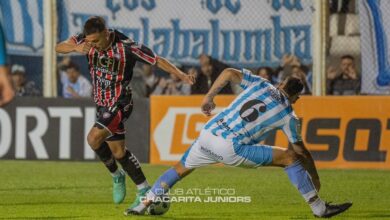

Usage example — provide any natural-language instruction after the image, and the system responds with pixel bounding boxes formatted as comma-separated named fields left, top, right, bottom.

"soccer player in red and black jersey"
left=55, top=16, right=195, bottom=210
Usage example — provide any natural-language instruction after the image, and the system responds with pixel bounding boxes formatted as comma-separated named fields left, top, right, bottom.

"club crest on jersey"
left=103, top=112, right=111, bottom=119
left=98, top=55, right=116, bottom=69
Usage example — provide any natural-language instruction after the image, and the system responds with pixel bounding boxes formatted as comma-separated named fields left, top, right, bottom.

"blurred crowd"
left=10, top=64, right=41, bottom=97
left=4, top=0, right=363, bottom=99
left=129, top=53, right=360, bottom=97
left=9, top=52, right=361, bottom=98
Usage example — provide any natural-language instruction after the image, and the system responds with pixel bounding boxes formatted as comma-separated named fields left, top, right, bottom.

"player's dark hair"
left=83, top=16, right=106, bottom=35
left=66, top=62, right=80, bottom=72
left=283, top=76, right=304, bottom=96
left=341, top=54, right=354, bottom=61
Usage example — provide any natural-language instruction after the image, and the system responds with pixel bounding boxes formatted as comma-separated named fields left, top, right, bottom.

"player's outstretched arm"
left=156, top=57, right=195, bottom=85
left=290, top=141, right=321, bottom=191
left=55, top=39, right=91, bottom=54
left=201, top=68, right=242, bottom=116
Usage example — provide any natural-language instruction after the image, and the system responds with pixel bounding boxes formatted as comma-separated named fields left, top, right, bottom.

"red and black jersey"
left=71, top=29, right=157, bottom=107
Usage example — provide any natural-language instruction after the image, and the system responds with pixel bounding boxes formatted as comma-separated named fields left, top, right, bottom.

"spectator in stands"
left=11, top=64, right=41, bottom=97
left=141, top=63, right=165, bottom=97
left=291, top=65, right=311, bottom=95
left=327, top=54, right=360, bottom=95
left=130, top=63, right=147, bottom=98
left=157, top=73, right=191, bottom=95
left=275, top=54, right=312, bottom=90
left=274, top=54, right=298, bottom=83
left=256, top=66, right=275, bottom=84
left=58, top=58, right=92, bottom=98
left=191, top=54, right=233, bottom=94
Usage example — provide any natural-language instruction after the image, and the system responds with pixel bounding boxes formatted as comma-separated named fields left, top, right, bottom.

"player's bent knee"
left=87, top=132, right=105, bottom=150
left=272, top=147, right=299, bottom=167
left=111, top=148, right=126, bottom=159
left=284, top=149, right=299, bottom=166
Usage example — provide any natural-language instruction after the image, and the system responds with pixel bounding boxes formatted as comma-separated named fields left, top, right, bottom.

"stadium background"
left=1, top=0, right=390, bottom=219
left=1, top=0, right=389, bottom=167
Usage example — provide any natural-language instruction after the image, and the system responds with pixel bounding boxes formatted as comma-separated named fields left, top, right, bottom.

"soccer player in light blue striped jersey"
left=127, top=68, right=352, bottom=218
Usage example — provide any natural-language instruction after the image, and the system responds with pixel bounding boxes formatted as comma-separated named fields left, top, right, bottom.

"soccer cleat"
left=314, top=201, right=352, bottom=218
left=112, top=170, right=126, bottom=204
left=123, top=186, right=151, bottom=216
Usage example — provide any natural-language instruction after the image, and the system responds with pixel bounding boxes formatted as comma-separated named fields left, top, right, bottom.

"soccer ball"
left=147, top=194, right=170, bottom=215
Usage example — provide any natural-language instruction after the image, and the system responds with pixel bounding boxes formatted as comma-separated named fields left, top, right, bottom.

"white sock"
left=146, top=190, right=157, bottom=202
left=136, top=180, right=150, bottom=190
left=110, top=169, right=122, bottom=177
left=310, top=197, right=326, bottom=216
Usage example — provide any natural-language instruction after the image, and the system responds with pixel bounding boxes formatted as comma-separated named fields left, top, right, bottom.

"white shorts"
left=180, top=129, right=273, bottom=169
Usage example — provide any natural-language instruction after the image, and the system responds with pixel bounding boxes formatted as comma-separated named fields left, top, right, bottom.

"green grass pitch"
left=0, top=161, right=390, bottom=219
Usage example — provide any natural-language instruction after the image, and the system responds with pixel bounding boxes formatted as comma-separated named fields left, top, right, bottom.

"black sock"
left=117, top=150, right=146, bottom=185
left=94, top=142, right=118, bottom=173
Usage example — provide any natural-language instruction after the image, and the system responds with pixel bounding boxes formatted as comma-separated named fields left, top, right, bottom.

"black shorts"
left=94, top=100, right=133, bottom=141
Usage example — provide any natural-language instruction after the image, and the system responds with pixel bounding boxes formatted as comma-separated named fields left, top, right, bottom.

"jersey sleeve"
left=240, top=68, right=265, bottom=90
left=0, top=24, right=7, bottom=65
left=282, top=116, right=302, bottom=144
left=128, top=41, right=157, bottom=65
left=70, top=33, right=85, bottom=45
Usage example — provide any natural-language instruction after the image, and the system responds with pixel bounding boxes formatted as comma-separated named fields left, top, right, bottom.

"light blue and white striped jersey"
left=204, top=69, right=302, bottom=145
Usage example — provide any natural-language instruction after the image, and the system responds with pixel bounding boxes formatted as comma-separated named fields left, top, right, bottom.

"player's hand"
left=201, top=96, right=216, bottom=116
left=179, top=72, right=196, bottom=85
left=74, top=42, right=92, bottom=54
left=188, top=67, right=198, bottom=77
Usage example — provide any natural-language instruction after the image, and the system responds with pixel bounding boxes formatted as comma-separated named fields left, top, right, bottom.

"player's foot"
left=112, top=169, right=126, bottom=204
left=314, top=201, right=352, bottom=218
left=123, top=186, right=151, bottom=216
